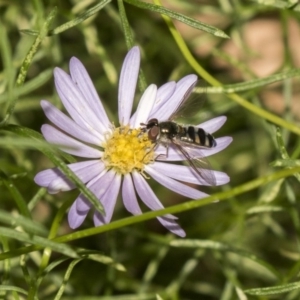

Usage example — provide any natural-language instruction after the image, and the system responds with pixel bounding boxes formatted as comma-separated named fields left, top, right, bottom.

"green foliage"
left=1, top=0, right=300, bottom=299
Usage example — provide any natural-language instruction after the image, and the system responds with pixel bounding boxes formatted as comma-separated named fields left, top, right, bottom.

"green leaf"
left=124, top=0, right=229, bottom=38
left=0, top=227, right=78, bottom=258
left=0, top=285, right=28, bottom=296
left=0, top=170, right=31, bottom=219
left=117, top=0, right=147, bottom=91
left=0, top=19, right=15, bottom=125
left=19, top=0, right=112, bottom=37
left=51, top=0, right=112, bottom=35
left=271, top=159, right=300, bottom=168
left=170, top=239, right=281, bottom=279
left=60, top=293, right=158, bottom=299
left=194, top=68, right=300, bottom=94
left=258, top=179, right=284, bottom=203
left=19, top=29, right=40, bottom=36
left=51, top=252, right=124, bottom=300
left=0, top=210, right=47, bottom=236
left=251, top=0, right=298, bottom=9
left=0, top=69, right=52, bottom=104
left=1, top=124, right=75, bottom=163
left=141, top=246, right=169, bottom=289
left=244, top=280, right=300, bottom=295
left=118, top=0, right=134, bottom=49
left=0, top=7, right=57, bottom=126
left=0, top=136, right=54, bottom=149
left=276, top=127, right=289, bottom=160
left=54, top=258, right=83, bottom=300
left=247, top=205, right=284, bottom=214
left=83, top=252, right=126, bottom=271
left=271, top=127, right=300, bottom=181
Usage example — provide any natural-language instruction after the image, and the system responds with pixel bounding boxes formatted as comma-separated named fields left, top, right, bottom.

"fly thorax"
left=160, top=122, right=178, bottom=138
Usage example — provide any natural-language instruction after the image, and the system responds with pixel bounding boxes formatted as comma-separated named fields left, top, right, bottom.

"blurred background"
left=1, top=0, right=300, bottom=299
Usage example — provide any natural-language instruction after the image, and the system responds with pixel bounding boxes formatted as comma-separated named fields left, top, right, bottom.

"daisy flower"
left=34, top=46, right=232, bottom=237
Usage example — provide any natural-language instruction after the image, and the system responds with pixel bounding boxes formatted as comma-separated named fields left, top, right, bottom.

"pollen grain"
left=102, top=125, right=154, bottom=175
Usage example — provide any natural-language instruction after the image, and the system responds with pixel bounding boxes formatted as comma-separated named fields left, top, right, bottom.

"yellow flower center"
left=102, top=125, right=155, bottom=175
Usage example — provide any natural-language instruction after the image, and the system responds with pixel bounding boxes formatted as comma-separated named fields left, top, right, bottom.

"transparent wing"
left=169, top=80, right=207, bottom=121
left=171, top=139, right=217, bottom=186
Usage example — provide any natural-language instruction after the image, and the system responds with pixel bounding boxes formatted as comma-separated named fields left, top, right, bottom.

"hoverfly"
left=141, top=81, right=217, bottom=186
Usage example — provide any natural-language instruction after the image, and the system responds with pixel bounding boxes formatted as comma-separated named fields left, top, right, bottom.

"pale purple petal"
left=149, top=81, right=177, bottom=116
left=41, top=100, right=101, bottom=145
left=118, top=46, right=140, bottom=125
left=157, top=216, right=186, bottom=237
left=132, top=171, right=177, bottom=220
left=48, top=161, right=105, bottom=194
left=122, top=174, right=142, bottom=215
left=129, top=81, right=176, bottom=124
left=93, top=173, right=122, bottom=226
left=155, top=81, right=176, bottom=106
left=35, top=169, right=60, bottom=188
left=149, top=162, right=230, bottom=186
left=75, top=169, right=112, bottom=212
left=34, top=160, right=101, bottom=186
left=201, top=136, right=233, bottom=157
left=132, top=171, right=186, bottom=237
left=145, top=165, right=209, bottom=199
left=68, top=201, right=89, bottom=229
left=131, top=84, right=157, bottom=127
left=41, top=124, right=102, bottom=158
left=34, top=160, right=105, bottom=194
left=54, top=68, right=106, bottom=138
left=69, top=57, right=110, bottom=130
left=197, top=116, right=227, bottom=134
left=149, top=74, right=197, bottom=121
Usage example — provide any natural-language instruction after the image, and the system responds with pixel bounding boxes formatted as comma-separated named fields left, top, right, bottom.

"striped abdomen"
left=179, top=125, right=216, bottom=148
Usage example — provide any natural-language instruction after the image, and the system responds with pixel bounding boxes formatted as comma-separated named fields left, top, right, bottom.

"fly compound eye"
left=146, top=118, right=158, bottom=129
left=148, top=125, right=160, bottom=142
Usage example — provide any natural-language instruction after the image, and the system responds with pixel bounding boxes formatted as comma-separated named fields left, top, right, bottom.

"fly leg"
left=154, top=144, right=169, bottom=160
left=140, top=122, right=147, bottom=132
left=142, top=143, right=157, bottom=162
